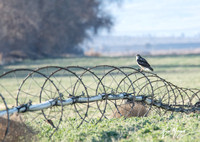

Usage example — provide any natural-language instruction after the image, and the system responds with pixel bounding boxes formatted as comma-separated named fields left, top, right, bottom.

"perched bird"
left=136, top=54, right=153, bottom=72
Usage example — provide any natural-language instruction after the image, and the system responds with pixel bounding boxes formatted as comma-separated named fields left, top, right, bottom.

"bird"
left=136, top=54, right=153, bottom=72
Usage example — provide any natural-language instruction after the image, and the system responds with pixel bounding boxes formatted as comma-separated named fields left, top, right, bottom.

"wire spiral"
left=0, top=65, right=200, bottom=140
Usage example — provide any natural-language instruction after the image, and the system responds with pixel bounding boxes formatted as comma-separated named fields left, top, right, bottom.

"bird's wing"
left=137, top=57, right=151, bottom=68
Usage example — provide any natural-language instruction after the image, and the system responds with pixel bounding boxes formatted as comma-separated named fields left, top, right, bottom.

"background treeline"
left=0, top=0, right=114, bottom=62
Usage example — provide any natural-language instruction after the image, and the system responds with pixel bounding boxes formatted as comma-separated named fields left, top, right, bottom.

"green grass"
left=1, top=55, right=200, bottom=88
left=1, top=54, right=200, bottom=141
left=38, top=114, right=200, bottom=142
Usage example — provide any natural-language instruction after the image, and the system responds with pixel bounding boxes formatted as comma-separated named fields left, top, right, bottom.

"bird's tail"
left=149, top=66, right=153, bottom=71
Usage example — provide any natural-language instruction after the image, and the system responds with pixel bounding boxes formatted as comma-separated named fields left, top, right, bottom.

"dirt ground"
left=0, top=115, right=36, bottom=142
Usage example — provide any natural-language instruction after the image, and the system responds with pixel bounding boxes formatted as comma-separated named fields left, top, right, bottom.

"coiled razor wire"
left=0, top=65, right=200, bottom=139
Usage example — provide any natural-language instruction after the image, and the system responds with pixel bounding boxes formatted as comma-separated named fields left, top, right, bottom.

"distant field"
left=1, top=54, right=200, bottom=88
left=1, top=54, right=200, bottom=141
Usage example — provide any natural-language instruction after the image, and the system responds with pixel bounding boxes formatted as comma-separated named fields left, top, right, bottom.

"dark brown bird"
left=136, top=54, right=153, bottom=72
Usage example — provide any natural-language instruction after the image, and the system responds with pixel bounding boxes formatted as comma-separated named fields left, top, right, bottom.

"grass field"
left=1, top=54, right=200, bottom=142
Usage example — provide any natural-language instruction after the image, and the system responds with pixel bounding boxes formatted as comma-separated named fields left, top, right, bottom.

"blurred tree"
left=0, top=0, right=114, bottom=61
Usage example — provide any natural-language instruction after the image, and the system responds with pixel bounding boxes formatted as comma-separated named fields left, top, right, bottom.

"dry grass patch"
left=113, top=102, right=148, bottom=118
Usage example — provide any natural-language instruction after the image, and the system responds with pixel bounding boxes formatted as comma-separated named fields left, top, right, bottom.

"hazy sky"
left=103, top=0, right=200, bottom=37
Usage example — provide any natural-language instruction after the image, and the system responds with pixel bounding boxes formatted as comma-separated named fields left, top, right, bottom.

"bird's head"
left=136, top=54, right=141, bottom=58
